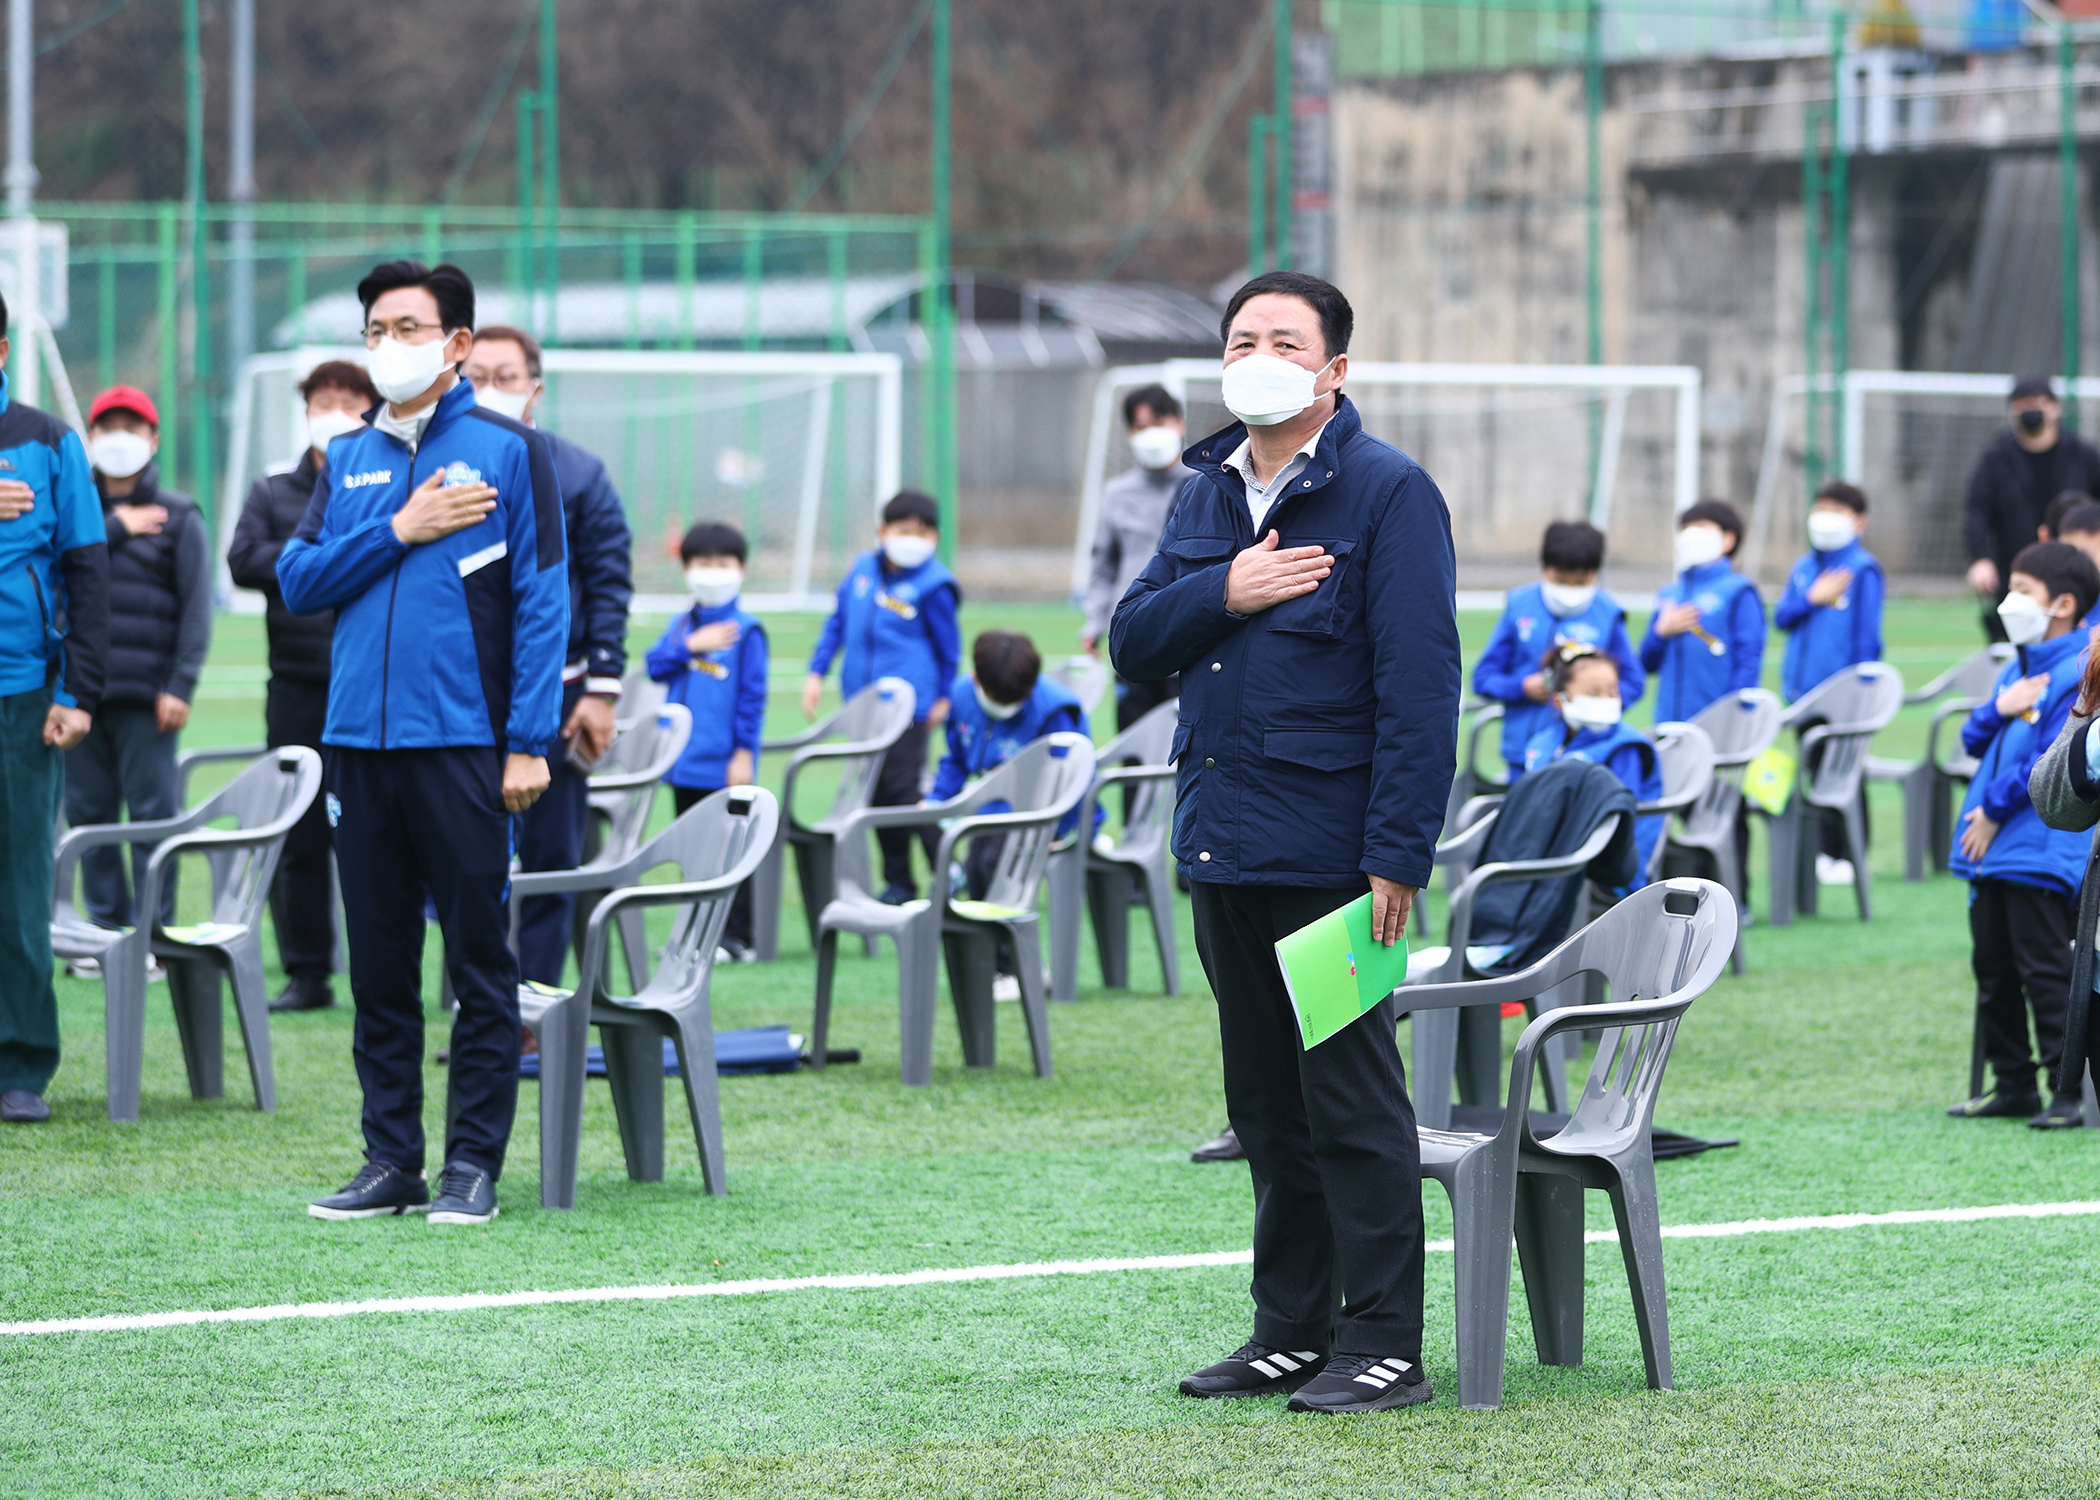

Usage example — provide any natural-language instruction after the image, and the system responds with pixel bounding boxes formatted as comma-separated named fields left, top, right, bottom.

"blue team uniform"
left=1638, top=557, right=1766, bottom=723
left=1472, top=581, right=1645, bottom=770
left=808, top=550, right=961, bottom=724
left=646, top=599, right=769, bottom=790
left=1518, top=718, right=1664, bottom=889
left=1950, top=628, right=2094, bottom=895
left=930, top=673, right=1090, bottom=836
left=1774, top=536, right=1885, bottom=704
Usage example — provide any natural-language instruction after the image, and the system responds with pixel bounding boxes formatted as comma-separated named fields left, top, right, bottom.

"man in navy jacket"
left=1113, top=272, right=1459, bottom=1415
left=279, top=262, right=567, bottom=1226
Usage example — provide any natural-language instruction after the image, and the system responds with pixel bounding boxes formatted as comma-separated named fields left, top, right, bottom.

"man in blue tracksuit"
left=1114, top=272, right=1458, bottom=1415
left=803, top=490, right=962, bottom=903
left=1948, top=542, right=2098, bottom=1128
left=1639, top=498, right=1766, bottom=723
left=1472, top=518, right=1643, bottom=778
left=278, top=262, right=567, bottom=1225
left=0, top=295, right=110, bottom=1125
left=465, top=325, right=634, bottom=987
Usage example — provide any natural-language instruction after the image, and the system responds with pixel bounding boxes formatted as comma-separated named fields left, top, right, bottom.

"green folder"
left=1274, top=893, right=1411, bottom=1049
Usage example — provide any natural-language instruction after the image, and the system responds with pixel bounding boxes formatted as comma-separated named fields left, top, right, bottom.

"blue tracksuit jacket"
left=645, top=599, right=768, bottom=790
left=1950, top=626, right=2094, bottom=895
left=808, top=549, right=961, bottom=725
left=1518, top=718, right=1663, bottom=889
left=277, top=380, right=569, bottom=756
left=1472, top=581, right=1645, bottom=768
left=1638, top=558, right=1766, bottom=723
left=930, top=672, right=1089, bottom=837
left=1774, top=538, right=1885, bottom=704
left=0, top=375, right=107, bottom=710
left=1110, top=395, right=1461, bottom=888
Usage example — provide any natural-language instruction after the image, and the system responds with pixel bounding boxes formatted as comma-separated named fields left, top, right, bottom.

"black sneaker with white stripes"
left=308, top=1162, right=430, bottom=1220
left=1178, top=1341, right=1328, bottom=1398
left=1286, top=1353, right=1434, bottom=1413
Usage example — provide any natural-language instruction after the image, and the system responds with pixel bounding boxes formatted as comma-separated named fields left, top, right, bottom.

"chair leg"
left=669, top=1013, right=728, bottom=1196
left=898, top=919, right=940, bottom=1087
left=1513, top=1172, right=1586, bottom=1367
left=1449, top=1151, right=1519, bottom=1410
left=1929, top=770, right=1956, bottom=875
left=165, top=956, right=226, bottom=1101
left=1969, top=998, right=1988, bottom=1101
left=1900, top=763, right=1929, bottom=882
left=1457, top=1003, right=1500, bottom=1107
left=1411, top=1005, right=1458, bottom=1131
left=615, top=906, right=653, bottom=992
left=1766, top=798, right=1798, bottom=928
left=600, top=1021, right=667, bottom=1183
left=1533, top=974, right=1583, bottom=1114
left=792, top=836, right=838, bottom=950
left=1606, top=1152, right=1674, bottom=1391
left=941, top=926, right=998, bottom=1069
left=751, top=826, right=785, bottom=962
left=1006, top=921, right=1053, bottom=1079
left=1047, top=845, right=1083, bottom=1003
left=1141, top=858, right=1180, bottom=997
left=535, top=997, right=589, bottom=1210
left=1085, top=866, right=1133, bottom=990
left=1796, top=804, right=1821, bottom=919
left=1846, top=796, right=1872, bottom=922
left=811, top=927, right=840, bottom=1068
left=224, top=938, right=278, bottom=1112
left=101, top=936, right=149, bottom=1123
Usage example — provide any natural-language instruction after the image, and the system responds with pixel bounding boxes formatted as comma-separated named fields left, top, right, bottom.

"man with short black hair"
left=1964, top=375, right=2100, bottom=642
left=279, top=260, right=568, bottom=1226
left=1085, top=382, right=1190, bottom=732
left=465, top=324, right=633, bottom=987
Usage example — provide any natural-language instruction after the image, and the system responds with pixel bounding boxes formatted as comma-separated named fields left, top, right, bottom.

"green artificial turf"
left=7, top=598, right=2095, bottom=1498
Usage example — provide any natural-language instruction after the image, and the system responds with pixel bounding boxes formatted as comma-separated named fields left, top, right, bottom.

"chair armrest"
left=1093, top=764, right=1175, bottom=790
left=1433, top=810, right=1499, bottom=868
left=1456, top=794, right=1505, bottom=829
left=1927, top=695, right=1983, bottom=774
left=1442, top=813, right=1623, bottom=956
left=1636, top=789, right=1701, bottom=817
left=930, top=805, right=1080, bottom=891
left=574, top=876, right=746, bottom=1001
left=176, top=745, right=269, bottom=802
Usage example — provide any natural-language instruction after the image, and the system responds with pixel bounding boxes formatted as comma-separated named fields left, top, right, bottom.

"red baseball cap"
left=88, top=385, right=159, bottom=427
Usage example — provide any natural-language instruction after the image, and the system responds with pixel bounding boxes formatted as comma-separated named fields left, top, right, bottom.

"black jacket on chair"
left=227, top=449, right=333, bottom=687
left=1467, top=759, right=1637, bottom=974
left=98, top=463, right=212, bottom=709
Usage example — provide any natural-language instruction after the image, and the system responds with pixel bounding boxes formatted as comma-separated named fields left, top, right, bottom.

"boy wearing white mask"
left=1518, top=644, right=1663, bottom=888
left=227, top=360, right=381, bottom=1011
left=1472, top=519, right=1643, bottom=780
left=647, top=521, right=767, bottom=957
left=1084, top=383, right=1190, bottom=733
left=1948, top=541, right=2099, bottom=1128
left=804, top=490, right=962, bottom=904
left=1638, top=498, right=1767, bottom=723
left=65, top=386, right=212, bottom=937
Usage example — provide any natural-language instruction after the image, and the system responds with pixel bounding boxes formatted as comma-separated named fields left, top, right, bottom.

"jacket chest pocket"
left=1159, top=534, right=1236, bottom=579
left=1263, top=536, right=1358, bottom=638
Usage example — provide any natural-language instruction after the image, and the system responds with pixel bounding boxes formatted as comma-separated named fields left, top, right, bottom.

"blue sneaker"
left=877, top=883, right=916, bottom=906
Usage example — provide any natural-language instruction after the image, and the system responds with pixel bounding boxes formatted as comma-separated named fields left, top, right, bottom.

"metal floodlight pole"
left=517, top=90, right=537, bottom=333
left=1271, top=0, right=1292, bottom=270
left=929, top=0, right=956, bottom=558
left=184, top=0, right=212, bottom=518
left=1829, top=12, right=1848, bottom=475
left=2064, top=21, right=2083, bottom=430
left=1586, top=0, right=1604, bottom=512
left=228, top=0, right=255, bottom=370
left=6, top=0, right=37, bottom=408
left=538, top=0, right=558, bottom=343
left=1248, top=112, right=1270, bottom=275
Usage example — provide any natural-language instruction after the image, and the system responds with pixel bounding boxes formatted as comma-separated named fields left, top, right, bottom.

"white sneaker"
left=992, top=974, right=1022, bottom=1003
left=145, top=957, right=166, bottom=983
left=1815, top=855, right=1855, bottom=886
left=1092, top=832, right=1117, bottom=856
left=65, top=957, right=100, bottom=979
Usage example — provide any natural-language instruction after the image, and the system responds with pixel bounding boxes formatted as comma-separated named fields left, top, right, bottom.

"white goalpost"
left=224, top=347, right=904, bottom=610
left=1073, top=359, right=1702, bottom=598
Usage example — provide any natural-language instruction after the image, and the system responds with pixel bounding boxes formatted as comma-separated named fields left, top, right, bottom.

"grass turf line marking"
left=6, top=1201, right=2098, bottom=1338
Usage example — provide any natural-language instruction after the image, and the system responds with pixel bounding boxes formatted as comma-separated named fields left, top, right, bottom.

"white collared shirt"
left=1221, top=414, right=1334, bottom=534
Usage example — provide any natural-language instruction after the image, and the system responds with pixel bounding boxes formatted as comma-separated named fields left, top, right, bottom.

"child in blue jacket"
left=1516, top=644, right=1663, bottom=889
left=1473, top=519, right=1644, bottom=779
left=803, top=490, right=962, bottom=904
left=1948, top=541, right=2100, bottom=1129
left=1639, top=498, right=1767, bottom=723
left=646, top=521, right=768, bottom=956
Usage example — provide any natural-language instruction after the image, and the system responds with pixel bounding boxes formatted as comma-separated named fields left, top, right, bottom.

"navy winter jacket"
left=0, top=374, right=107, bottom=710
left=1774, top=537, right=1884, bottom=704
left=1110, top=395, right=1461, bottom=889
left=808, top=549, right=961, bottom=724
left=1471, top=581, right=1644, bottom=768
left=645, top=599, right=768, bottom=790
left=1951, top=625, right=2093, bottom=895
left=1638, top=558, right=1766, bottom=723
left=1519, top=718, right=1662, bottom=889
left=277, top=380, right=569, bottom=756
left=542, top=429, right=633, bottom=691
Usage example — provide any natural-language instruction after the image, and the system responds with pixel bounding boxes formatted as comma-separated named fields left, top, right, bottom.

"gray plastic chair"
left=1046, top=655, right=1112, bottom=718
left=1767, top=662, right=1905, bottom=926
left=750, top=677, right=918, bottom=962
left=512, top=785, right=779, bottom=1208
left=616, top=666, right=667, bottom=730
left=1640, top=722, right=1716, bottom=886
left=812, top=732, right=1097, bottom=1086
left=1443, top=699, right=1512, bottom=839
left=1665, top=688, right=1780, bottom=972
left=1398, top=877, right=1737, bottom=1410
left=574, top=703, right=693, bottom=987
left=52, top=748, right=322, bottom=1123
left=1865, top=646, right=2011, bottom=880
left=1406, top=803, right=1628, bottom=1130
left=1046, top=699, right=1179, bottom=1002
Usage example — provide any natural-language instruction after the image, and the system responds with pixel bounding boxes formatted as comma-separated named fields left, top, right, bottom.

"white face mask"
left=1220, top=352, right=1336, bottom=427
left=974, top=680, right=1025, bottom=720
left=1997, top=590, right=2053, bottom=646
left=1807, top=510, right=1857, bottom=554
left=1674, top=525, right=1727, bottom=573
left=1561, top=693, right=1623, bottom=730
left=475, top=384, right=536, bottom=423
left=1128, top=424, right=1183, bottom=471
left=883, top=533, right=937, bottom=570
left=685, top=565, right=742, bottom=609
left=306, top=408, right=365, bottom=454
left=366, top=334, right=453, bottom=406
left=89, top=429, right=153, bottom=479
left=1540, top=581, right=1597, bottom=618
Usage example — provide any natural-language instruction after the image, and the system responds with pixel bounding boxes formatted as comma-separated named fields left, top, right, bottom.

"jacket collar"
left=1185, top=394, right=1364, bottom=508
left=1810, top=538, right=1871, bottom=570
left=97, top=461, right=163, bottom=508
left=1679, top=558, right=1737, bottom=589
left=375, top=376, right=477, bottom=451
left=2020, top=624, right=2091, bottom=678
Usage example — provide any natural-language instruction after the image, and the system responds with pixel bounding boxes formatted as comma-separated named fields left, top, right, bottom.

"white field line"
left=6, top=1201, right=2098, bottom=1339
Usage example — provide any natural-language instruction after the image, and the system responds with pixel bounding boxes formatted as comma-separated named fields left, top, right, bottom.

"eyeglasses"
left=363, top=319, right=448, bottom=345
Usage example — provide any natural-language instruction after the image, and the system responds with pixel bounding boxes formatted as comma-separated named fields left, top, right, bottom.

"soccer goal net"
left=1073, top=359, right=1701, bottom=598
left=223, top=347, right=904, bottom=607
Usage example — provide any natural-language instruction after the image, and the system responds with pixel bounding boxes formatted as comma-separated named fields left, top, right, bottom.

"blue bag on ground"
left=518, top=1025, right=804, bottom=1078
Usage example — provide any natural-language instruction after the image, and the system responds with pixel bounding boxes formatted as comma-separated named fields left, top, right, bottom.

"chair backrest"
left=1913, top=645, right=2013, bottom=705
left=1648, top=722, right=1716, bottom=810
left=794, top=677, right=918, bottom=833
left=586, top=704, right=694, bottom=865
left=606, top=786, right=781, bottom=1005
left=185, top=748, right=324, bottom=932
left=1681, top=688, right=1782, bottom=841
left=1798, top=662, right=1906, bottom=809
left=1095, top=699, right=1178, bottom=859
left=958, top=732, right=1100, bottom=915
left=617, top=667, right=668, bottom=729
left=1046, top=655, right=1112, bottom=717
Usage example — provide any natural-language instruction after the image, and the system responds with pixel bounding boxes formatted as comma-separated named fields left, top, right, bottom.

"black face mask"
left=2018, top=408, right=2049, bottom=436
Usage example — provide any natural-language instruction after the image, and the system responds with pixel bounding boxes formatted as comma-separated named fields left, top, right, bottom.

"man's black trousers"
left=1190, top=879, right=1425, bottom=1359
left=873, top=721, right=938, bottom=893
left=265, top=676, right=335, bottom=981
left=327, top=745, right=521, bottom=1179
left=1970, top=875, right=2075, bottom=1098
left=515, top=681, right=589, bottom=985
